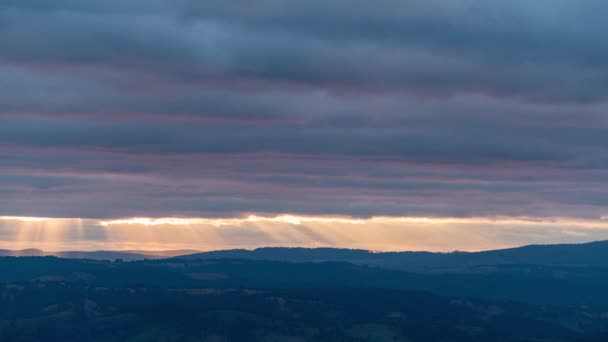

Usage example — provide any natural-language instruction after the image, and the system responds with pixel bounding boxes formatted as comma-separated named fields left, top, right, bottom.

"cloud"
left=1, top=0, right=608, bottom=224
left=2, top=0, right=607, bottom=101
left=2, top=147, right=608, bottom=220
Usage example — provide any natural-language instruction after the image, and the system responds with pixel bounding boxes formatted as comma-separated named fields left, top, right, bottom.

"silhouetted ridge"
left=0, top=249, right=200, bottom=261
left=0, top=249, right=45, bottom=257
left=177, top=240, right=608, bottom=270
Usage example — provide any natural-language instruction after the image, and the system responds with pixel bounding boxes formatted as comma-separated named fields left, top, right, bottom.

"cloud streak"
left=1, top=1, right=608, bottom=248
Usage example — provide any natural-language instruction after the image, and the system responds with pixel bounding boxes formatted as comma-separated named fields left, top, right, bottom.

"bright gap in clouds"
left=0, top=216, right=53, bottom=222
left=3, top=215, right=608, bottom=252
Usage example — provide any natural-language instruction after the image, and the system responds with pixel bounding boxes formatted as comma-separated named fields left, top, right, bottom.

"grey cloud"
left=3, top=146, right=608, bottom=219
left=1, top=1, right=608, bottom=220
left=0, top=1, right=607, bottom=101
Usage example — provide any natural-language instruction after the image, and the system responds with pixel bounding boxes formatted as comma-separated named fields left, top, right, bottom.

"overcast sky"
left=2, top=1, right=608, bottom=250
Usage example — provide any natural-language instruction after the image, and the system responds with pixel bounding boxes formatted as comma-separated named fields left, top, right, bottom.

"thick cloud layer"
left=1, top=1, right=608, bottom=222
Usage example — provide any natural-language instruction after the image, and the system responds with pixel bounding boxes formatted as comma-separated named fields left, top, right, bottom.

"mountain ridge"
left=2, top=240, right=608, bottom=270
left=176, top=240, right=608, bottom=271
left=0, top=249, right=200, bottom=261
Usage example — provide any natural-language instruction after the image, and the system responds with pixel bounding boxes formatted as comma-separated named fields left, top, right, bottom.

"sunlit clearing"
left=0, top=216, right=53, bottom=222
left=99, top=215, right=608, bottom=229
left=99, top=215, right=367, bottom=227
left=3, top=215, right=608, bottom=252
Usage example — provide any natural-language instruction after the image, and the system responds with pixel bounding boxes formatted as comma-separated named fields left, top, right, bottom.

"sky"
left=2, top=0, right=608, bottom=251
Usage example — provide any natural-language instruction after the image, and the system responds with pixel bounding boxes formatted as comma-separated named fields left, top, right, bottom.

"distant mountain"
left=5, top=240, right=608, bottom=270
left=53, top=249, right=200, bottom=260
left=121, top=249, right=200, bottom=257
left=52, top=251, right=155, bottom=261
left=178, top=240, right=608, bottom=271
left=0, top=249, right=45, bottom=257
left=0, top=249, right=200, bottom=261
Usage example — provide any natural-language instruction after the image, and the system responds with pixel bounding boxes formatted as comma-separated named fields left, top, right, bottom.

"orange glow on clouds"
left=99, top=215, right=367, bottom=227
left=0, top=216, right=53, bottom=222
left=98, top=215, right=608, bottom=229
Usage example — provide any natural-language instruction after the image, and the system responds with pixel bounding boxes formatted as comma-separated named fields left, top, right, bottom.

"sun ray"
left=4, top=214, right=608, bottom=252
